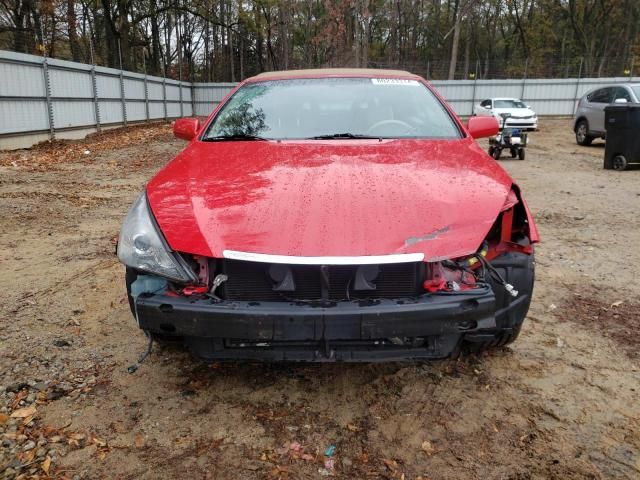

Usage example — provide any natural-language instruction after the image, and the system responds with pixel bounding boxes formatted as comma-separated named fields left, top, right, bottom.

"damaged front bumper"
left=131, top=284, right=526, bottom=361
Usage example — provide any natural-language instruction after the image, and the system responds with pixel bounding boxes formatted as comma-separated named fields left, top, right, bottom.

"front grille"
left=219, top=260, right=421, bottom=301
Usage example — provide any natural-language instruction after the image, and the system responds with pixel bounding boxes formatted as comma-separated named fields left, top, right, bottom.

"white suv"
left=574, top=84, right=640, bottom=145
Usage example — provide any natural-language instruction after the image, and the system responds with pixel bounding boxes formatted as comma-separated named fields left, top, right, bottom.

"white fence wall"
left=2, top=49, right=640, bottom=149
left=431, top=77, right=640, bottom=116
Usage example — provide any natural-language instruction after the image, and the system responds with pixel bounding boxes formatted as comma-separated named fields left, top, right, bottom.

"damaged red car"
left=117, top=69, right=538, bottom=361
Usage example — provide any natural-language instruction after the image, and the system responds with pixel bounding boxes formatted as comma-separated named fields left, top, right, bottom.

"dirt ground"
left=1, top=119, right=639, bottom=480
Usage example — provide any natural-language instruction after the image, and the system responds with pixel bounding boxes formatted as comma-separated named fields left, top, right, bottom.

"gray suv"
left=574, top=84, right=640, bottom=145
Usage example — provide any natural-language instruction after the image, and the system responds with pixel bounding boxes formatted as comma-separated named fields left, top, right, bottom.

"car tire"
left=492, top=148, right=501, bottom=160
left=575, top=120, right=594, bottom=146
left=488, top=146, right=495, bottom=157
left=612, top=155, right=628, bottom=171
left=518, top=148, right=525, bottom=160
left=463, top=250, right=535, bottom=354
left=510, top=148, right=517, bottom=158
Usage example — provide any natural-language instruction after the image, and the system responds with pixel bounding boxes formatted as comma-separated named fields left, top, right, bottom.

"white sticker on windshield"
left=371, top=78, right=420, bottom=86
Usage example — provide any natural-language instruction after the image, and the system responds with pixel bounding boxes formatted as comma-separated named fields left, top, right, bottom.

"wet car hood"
left=146, top=138, right=514, bottom=261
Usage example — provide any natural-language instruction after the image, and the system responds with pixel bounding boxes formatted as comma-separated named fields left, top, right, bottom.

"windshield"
left=494, top=99, right=527, bottom=109
left=632, top=86, right=640, bottom=101
left=203, top=78, right=461, bottom=140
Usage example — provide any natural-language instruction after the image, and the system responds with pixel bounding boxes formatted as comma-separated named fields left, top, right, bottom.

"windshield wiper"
left=202, top=133, right=268, bottom=142
left=308, top=133, right=382, bottom=140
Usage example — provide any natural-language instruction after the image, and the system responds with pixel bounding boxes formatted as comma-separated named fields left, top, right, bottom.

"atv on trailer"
left=488, top=113, right=528, bottom=160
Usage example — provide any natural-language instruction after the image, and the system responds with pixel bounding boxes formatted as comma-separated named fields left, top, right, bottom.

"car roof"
left=246, top=68, right=419, bottom=82
left=490, top=98, right=522, bottom=101
left=586, top=83, right=640, bottom=92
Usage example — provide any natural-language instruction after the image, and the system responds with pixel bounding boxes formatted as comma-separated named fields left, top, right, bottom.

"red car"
left=117, top=69, right=538, bottom=361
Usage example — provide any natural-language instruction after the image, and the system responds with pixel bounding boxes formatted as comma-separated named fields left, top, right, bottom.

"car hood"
left=493, top=107, right=536, bottom=118
left=147, top=138, right=514, bottom=261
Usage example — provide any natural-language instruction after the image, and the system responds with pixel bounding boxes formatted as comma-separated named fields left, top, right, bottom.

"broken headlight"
left=117, top=193, right=197, bottom=283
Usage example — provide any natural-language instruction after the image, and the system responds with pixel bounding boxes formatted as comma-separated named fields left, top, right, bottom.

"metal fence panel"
left=124, top=78, right=145, bottom=99
left=3, top=49, right=640, bottom=150
left=0, top=99, right=49, bottom=134
left=52, top=100, right=96, bottom=128
left=49, top=68, right=93, bottom=98
left=125, top=102, right=147, bottom=122
left=95, top=74, right=122, bottom=99
left=0, top=61, right=45, bottom=98
left=98, top=101, right=124, bottom=124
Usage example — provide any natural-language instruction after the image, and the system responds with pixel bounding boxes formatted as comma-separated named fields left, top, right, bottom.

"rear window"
left=632, top=86, right=640, bottom=101
left=203, top=77, right=461, bottom=140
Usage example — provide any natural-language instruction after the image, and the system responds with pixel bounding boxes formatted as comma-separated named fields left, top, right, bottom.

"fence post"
left=90, top=66, right=101, bottom=132
left=521, top=58, right=528, bottom=100
left=162, top=78, right=168, bottom=121
left=118, top=39, right=127, bottom=126
left=470, top=60, right=479, bottom=116
left=42, top=57, right=55, bottom=140
left=179, top=81, right=184, bottom=117
left=144, top=75, right=150, bottom=122
left=191, top=83, right=196, bottom=117
left=573, top=58, right=583, bottom=115
left=119, top=70, right=127, bottom=126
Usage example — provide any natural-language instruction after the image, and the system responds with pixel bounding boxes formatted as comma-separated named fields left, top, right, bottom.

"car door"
left=613, top=86, right=633, bottom=103
left=586, top=87, right=613, bottom=134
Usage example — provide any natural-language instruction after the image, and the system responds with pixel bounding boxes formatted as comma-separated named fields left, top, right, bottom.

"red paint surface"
left=173, top=118, right=201, bottom=141
left=467, top=116, right=500, bottom=139
left=148, top=136, right=524, bottom=261
left=146, top=72, right=537, bottom=261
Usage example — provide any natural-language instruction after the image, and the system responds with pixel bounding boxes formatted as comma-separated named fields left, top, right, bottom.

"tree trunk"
left=67, top=0, right=82, bottom=61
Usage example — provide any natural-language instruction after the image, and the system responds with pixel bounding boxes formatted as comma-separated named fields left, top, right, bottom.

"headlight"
left=117, top=193, right=197, bottom=283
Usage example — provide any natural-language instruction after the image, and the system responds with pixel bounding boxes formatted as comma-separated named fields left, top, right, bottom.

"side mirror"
left=614, top=98, right=628, bottom=104
left=173, top=118, right=201, bottom=141
left=467, top=116, right=499, bottom=139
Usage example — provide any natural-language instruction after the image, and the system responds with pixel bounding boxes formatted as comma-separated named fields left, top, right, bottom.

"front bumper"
left=132, top=285, right=523, bottom=361
left=503, top=118, right=537, bottom=130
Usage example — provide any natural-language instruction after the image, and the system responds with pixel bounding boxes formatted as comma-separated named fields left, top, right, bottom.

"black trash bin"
left=604, top=104, right=640, bottom=170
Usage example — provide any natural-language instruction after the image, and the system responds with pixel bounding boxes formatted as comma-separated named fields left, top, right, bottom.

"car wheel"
left=463, top=250, right=534, bottom=354
left=575, top=120, right=594, bottom=146
left=518, top=148, right=525, bottom=160
left=510, top=148, right=517, bottom=158
left=612, top=155, right=628, bottom=171
left=488, top=146, right=495, bottom=157
left=492, top=148, right=501, bottom=160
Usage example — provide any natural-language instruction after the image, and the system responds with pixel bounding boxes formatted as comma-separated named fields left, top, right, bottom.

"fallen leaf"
left=383, top=458, right=399, bottom=471
left=134, top=433, right=145, bottom=448
left=421, top=440, right=435, bottom=456
left=11, top=406, right=37, bottom=418
left=92, top=436, right=108, bottom=447
left=42, top=456, right=51, bottom=474
left=0, top=413, right=9, bottom=424
left=23, top=414, right=36, bottom=425
left=11, top=391, right=28, bottom=409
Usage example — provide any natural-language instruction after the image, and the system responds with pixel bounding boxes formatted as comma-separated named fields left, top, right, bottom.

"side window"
left=614, top=87, right=632, bottom=102
left=480, top=99, right=491, bottom=108
left=590, top=88, right=613, bottom=104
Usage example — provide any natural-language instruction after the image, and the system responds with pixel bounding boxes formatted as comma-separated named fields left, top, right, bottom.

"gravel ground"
left=0, top=119, right=639, bottom=480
